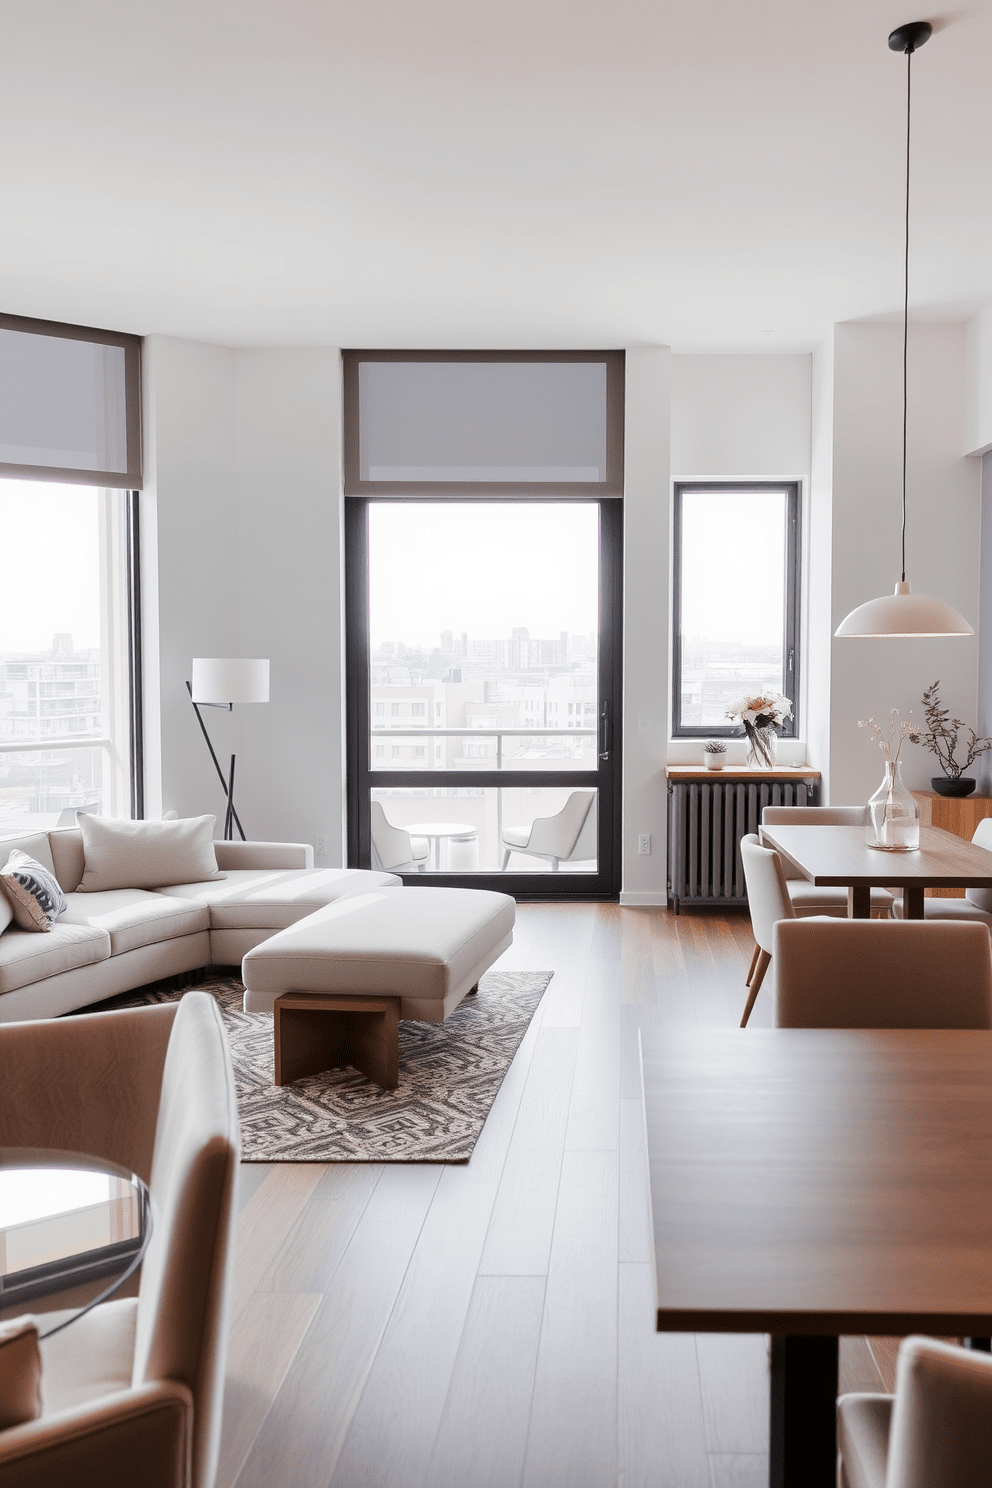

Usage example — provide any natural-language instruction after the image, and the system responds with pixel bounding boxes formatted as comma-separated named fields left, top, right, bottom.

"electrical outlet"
left=315, top=834, right=328, bottom=856
left=638, top=833, right=651, bottom=855
left=638, top=712, right=650, bottom=733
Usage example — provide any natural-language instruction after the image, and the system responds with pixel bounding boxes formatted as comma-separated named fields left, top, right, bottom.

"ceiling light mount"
left=835, top=18, right=972, bottom=641
left=887, top=20, right=932, bottom=55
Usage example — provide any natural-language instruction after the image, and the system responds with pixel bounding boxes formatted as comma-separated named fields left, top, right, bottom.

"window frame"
left=345, top=495, right=624, bottom=900
left=671, top=480, right=801, bottom=740
left=0, top=481, right=143, bottom=827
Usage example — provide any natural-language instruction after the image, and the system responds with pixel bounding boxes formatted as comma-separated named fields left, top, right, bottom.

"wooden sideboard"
left=911, top=789, right=992, bottom=898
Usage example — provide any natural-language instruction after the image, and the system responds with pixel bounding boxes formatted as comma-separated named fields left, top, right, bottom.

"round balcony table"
left=0, top=1148, right=152, bottom=1337
left=403, top=821, right=478, bottom=871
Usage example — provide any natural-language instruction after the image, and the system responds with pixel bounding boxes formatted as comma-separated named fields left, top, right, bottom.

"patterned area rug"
left=99, top=969, right=552, bottom=1163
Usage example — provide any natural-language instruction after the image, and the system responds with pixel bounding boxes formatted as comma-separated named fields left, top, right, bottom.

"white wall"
left=670, top=354, right=811, bottom=480
left=233, top=350, right=347, bottom=856
left=965, top=304, right=992, bottom=457
left=806, top=336, right=834, bottom=798
left=141, top=336, right=239, bottom=823
left=828, top=321, right=981, bottom=802
left=621, top=347, right=671, bottom=905
left=142, top=339, right=347, bottom=860
left=976, top=449, right=992, bottom=794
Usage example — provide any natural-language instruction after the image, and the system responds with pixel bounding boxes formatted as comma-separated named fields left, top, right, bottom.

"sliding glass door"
left=346, top=498, right=622, bottom=898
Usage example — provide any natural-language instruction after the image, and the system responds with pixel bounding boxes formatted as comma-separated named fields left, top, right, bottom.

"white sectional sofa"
left=0, top=827, right=400, bottom=1023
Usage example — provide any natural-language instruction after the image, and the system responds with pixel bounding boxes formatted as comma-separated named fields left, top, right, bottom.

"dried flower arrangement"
left=912, top=681, right=992, bottom=780
left=726, top=692, right=792, bottom=768
left=858, top=709, right=919, bottom=763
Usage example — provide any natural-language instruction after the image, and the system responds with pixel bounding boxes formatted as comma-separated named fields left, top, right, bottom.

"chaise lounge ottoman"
left=241, top=886, right=515, bottom=1089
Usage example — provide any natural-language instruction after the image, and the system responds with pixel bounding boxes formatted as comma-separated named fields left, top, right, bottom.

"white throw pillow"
left=0, top=1316, right=41, bottom=1429
left=76, top=814, right=226, bottom=892
left=0, top=890, right=12, bottom=936
left=0, top=852, right=68, bottom=932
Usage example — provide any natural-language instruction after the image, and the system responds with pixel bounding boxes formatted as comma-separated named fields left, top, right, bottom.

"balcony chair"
left=761, top=805, right=894, bottom=917
left=838, top=1336, right=992, bottom=1488
left=0, top=992, right=239, bottom=1488
left=369, top=801, right=429, bottom=873
left=772, top=917, right=992, bottom=1028
left=500, top=790, right=596, bottom=871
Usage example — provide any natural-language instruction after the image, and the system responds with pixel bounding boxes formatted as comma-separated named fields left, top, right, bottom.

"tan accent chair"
left=889, top=815, right=992, bottom=924
left=760, top=806, right=895, bottom=916
left=0, top=993, right=239, bottom=1487
left=501, top=790, right=596, bottom=871
left=772, top=918, right=992, bottom=1028
left=838, top=1336, right=992, bottom=1488
left=739, top=832, right=794, bottom=1027
left=369, top=802, right=429, bottom=873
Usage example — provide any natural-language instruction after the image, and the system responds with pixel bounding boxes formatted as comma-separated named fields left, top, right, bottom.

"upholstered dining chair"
left=500, top=790, right=596, bottom=871
left=889, top=814, right=992, bottom=924
left=739, top=832, right=795, bottom=1027
left=772, top=917, right=992, bottom=1028
left=760, top=805, right=895, bottom=916
left=838, top=1336, right=992, bottom=1488
left=369, top=801, right=429, bottom=873
left=0, top=993, right=239, bottom=1488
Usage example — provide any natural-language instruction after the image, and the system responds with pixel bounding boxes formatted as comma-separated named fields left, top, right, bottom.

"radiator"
left=667, top=778, right=817, bottom=912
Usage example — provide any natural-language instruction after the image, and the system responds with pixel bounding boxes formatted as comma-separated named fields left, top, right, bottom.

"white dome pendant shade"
left=835, top=580, right=973, bottom=639
left=835, top=21, right=973, bottom=644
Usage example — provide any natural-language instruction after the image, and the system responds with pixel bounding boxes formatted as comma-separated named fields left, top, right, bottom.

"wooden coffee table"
left=273, top=992, right=401, bottom=1090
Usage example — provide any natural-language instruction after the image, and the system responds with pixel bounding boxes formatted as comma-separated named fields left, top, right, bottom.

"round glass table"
left=0, top=1148, right=152, bottom=1337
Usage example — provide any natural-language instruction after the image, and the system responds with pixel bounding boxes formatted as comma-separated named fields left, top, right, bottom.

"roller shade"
left=0, top=314, right=141, bottom=488
left=344, top=351, right=623, bottom=496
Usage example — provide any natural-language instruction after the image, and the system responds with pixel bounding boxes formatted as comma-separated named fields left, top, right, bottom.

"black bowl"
left=931, top=776, right=977, bottom=798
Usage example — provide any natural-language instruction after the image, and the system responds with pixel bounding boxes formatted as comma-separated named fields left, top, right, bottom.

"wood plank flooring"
left=218, top=904, right=888, bottom=1488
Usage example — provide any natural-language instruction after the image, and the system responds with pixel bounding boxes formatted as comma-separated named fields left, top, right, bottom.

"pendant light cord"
left=901, top=45, right=913, bottom=585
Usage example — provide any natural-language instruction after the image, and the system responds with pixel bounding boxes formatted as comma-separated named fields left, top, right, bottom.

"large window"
left=0, top=481, right=136, bottom=830
left=344, top=350, right=624, bottom=899
left=672, top=482, right=800, bottom=737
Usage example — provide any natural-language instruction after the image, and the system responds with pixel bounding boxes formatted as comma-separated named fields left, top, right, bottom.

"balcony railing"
left=370, top=726, right=597, bottom=770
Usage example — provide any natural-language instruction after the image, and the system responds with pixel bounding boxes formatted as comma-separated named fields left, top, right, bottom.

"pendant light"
left=835, top=20, right=973, bottom=639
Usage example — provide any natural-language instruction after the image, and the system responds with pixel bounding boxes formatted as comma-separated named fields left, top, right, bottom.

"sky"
left=369, top=502, right=599, bottom=650
left=679, top=490, right=786, bottom=645
left=0, top=480, right=101, bottom=652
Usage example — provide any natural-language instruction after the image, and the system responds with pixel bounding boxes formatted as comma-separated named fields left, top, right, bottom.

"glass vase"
left=865, top=760, right=919, bottom=851
left=745, top=725, right=778, bottom=769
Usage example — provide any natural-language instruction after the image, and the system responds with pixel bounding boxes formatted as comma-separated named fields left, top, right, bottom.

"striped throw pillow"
left=0, top=851, right=67, bottom=932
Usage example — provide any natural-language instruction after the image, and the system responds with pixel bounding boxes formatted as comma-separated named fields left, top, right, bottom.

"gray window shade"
left=344, top=352, right=623, bottom=496
left=0, top=316, right=141, bottom=488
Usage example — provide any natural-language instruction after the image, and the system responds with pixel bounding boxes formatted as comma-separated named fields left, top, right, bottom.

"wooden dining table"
left=641, top=1027, right=992, bottom=1488
left=759, top=822, right=992, bottom=919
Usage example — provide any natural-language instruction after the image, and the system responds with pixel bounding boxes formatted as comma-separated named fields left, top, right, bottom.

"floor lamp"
left=187, top=658, right=270, bottom=841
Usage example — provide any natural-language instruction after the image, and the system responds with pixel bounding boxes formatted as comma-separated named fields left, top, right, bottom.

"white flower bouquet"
left=725, top=691, right=792, bottom=768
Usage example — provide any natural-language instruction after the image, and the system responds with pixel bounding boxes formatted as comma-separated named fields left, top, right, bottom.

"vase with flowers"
left=725, top=691, right=792, bottom=769
left=858, top=710, right=920, bottom=851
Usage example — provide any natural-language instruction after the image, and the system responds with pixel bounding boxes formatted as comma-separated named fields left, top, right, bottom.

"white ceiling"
left=3, top=0, right=991, bottom=352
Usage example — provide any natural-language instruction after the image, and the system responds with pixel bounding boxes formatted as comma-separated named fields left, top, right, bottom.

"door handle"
left=599, top=701, right=610, bottom=761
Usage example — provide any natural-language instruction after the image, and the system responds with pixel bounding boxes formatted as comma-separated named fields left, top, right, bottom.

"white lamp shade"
left=835, top=581, right=973, bottom=639
left=191, top=658, right=270, bottom=704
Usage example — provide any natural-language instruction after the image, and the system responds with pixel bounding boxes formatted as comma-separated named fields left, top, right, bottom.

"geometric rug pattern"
left=100, top=968, right=552, bottom=1163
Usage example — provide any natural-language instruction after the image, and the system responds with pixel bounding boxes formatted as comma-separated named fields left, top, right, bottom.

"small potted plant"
left=912, top=681, right=992, bottom=797
left=702, top=740, right=728, bottom=770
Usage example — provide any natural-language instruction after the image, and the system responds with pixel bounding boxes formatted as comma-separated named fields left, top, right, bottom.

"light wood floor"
left=218, top=904, right=892, bottom=1488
